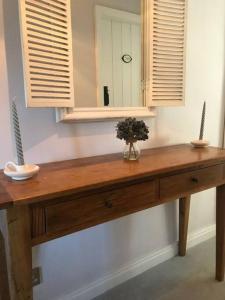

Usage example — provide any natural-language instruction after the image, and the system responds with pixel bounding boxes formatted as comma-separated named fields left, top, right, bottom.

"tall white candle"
left=12, top=101, right=24, bottom=166
left=199, top=101, right=206, bottom=140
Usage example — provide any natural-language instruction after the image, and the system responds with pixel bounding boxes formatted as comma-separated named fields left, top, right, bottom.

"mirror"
left=17, top=0, right=186, bottom=121
left=71, top=0, right=142, bottom=108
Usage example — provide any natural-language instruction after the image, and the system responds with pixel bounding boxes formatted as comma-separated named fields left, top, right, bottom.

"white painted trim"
left=188, top=224, right=216, bottom=249
left=56, top=107, right=156, bottom=123
left=56, top=224, right=215, bottom=300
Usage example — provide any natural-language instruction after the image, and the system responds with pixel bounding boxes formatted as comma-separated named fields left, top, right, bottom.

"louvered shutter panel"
left=144, top=0, right=187, bottom=106
left=18, top=0, right=74, bottom=107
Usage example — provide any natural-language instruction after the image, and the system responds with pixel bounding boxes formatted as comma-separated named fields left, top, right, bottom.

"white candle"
left=12, top=101, right=24, bottom=166
left=199, top=101, right=206, bottom=140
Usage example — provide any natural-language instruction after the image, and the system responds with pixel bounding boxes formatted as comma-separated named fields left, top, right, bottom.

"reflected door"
left=96, top=6, right=142, bottom=107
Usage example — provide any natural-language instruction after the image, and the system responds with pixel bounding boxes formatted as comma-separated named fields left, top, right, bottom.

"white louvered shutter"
left=143, top=0, right=187, bottom=106
left=18, top=0, right=75, bottom=107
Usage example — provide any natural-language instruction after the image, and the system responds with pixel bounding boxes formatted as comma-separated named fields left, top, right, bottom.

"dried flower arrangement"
left=116, top=118, right=149, bottom=160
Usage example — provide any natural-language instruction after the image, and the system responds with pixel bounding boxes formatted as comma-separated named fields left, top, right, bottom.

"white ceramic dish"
left=191, top=140, right=209, bottom=148
left=4, top=162, right=40, bottom=180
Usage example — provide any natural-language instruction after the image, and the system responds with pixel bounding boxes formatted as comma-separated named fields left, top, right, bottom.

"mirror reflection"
left=71, top=0, right=142, bottom=108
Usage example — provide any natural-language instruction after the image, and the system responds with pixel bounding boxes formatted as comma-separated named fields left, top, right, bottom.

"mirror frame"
left=57, top=0, right=156, bottom=123
left=56, top=107, right=156, bottom=123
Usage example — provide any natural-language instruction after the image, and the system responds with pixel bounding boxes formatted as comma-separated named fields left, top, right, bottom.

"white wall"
left=0, top=0, right=225, bottom=299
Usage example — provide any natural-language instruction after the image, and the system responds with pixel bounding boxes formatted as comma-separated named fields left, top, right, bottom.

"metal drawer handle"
left=105, top=200, right=113, bottom=208
left=191, top=177, right=199, bottom=183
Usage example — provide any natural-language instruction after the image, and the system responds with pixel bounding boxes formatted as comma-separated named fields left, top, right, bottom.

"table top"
left=1, top=144, right=225, bottom=209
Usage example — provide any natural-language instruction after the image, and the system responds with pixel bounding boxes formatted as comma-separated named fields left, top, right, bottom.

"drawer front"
left=160, top=164, right=225, bottom=200
left=45, top=180, right=158, bottom=235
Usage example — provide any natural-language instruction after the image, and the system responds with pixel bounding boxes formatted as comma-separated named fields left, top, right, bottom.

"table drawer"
left=160, top=164, right=225, bottom=200
left=45, top=180, right=158, bottom=235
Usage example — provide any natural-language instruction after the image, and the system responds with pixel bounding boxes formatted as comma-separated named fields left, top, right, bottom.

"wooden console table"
left=1, top=144, right=225, bottom=300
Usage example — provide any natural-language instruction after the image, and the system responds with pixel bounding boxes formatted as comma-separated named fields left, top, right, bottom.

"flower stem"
left=132, top=144, right=137, bottom=159
left=128, top=142, right=133, bottom=159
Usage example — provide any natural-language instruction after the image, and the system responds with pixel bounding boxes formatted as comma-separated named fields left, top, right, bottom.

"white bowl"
left=4, top=162, right=40, bottom=181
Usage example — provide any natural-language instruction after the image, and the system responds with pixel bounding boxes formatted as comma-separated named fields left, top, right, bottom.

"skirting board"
left=59, top=224, right=216, bottom=300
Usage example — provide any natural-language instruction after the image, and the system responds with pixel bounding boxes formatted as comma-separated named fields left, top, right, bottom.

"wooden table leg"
left=0, top=229, right=10, bottom=300
left=216, top=184, right=225, bottom=281
left=6, top=206, right=33, bottom=299
left=179, top=196, right=191, bottom=256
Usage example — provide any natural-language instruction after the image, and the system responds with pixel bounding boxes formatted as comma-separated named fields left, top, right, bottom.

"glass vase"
left=123, top=141, right=140, bottom=161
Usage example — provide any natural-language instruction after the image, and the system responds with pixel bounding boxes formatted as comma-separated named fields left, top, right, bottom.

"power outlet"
left=32, top=267, right=42, bottom=287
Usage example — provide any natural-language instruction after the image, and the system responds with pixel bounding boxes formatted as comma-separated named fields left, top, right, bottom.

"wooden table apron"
left=1, top=144, right=225, bottom=300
